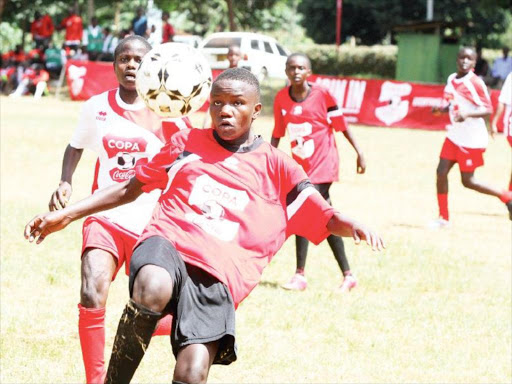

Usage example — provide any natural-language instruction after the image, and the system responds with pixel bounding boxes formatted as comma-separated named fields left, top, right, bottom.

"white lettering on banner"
left=187, top=174, right=249, bottom=242
left=107, top=139, right=141, bottom=151
left=412, top=97, right=444, bottom=108
left=312, top=77, right=366, bottom=114
left=375, top=81, right=412, bottom=126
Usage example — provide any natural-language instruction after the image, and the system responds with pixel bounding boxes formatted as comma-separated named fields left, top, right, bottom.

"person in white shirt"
left=490, top=46, right=512, bottom=88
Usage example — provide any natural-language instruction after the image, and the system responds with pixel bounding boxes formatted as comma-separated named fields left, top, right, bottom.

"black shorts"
left=314, top=182, right=332, bottom=204
left=129, top=236, right=237, bottom=365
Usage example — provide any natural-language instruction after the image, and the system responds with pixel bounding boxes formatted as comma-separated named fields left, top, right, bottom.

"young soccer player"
left=431, top=46, right=512, bottom=228
left=25, top=68, right=384, bottom=384
left=48, top=35, right=190, bottom=383
left=491, top=72, right=512, bottom=208
left=271, top=53, right=366, bottom=292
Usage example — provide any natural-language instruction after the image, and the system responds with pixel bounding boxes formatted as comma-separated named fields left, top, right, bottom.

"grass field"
left=1, top=95, right=511, bottom=383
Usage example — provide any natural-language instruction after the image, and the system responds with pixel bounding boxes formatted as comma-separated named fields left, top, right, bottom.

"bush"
left=294, top=44, right=398, bottom=79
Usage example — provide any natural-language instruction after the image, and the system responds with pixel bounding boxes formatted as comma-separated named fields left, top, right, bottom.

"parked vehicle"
left=199, top=32, right=290, bottom=80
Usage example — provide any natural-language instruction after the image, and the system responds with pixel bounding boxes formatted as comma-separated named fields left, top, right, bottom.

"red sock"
left=509, top=181, right=512, bottom=192
left=152, top=314, right=173, bottom=336
left=296, top=267, right=305, bottom=275
left=499, top=190, right=512, bottom=203
left=437, top=193, right=449, bottom=221
left=78, top=304, right=106, bottom=384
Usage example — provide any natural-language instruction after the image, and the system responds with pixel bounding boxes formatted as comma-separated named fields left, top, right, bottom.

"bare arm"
left=491, top=102, right=505, bottom=137
left=49, top=144, right=83, bottom=211
left=326, top=211, right=384, bottom=251
left=341, top=128, right=366, bottom=174
left=455, top=105, right=492, bottom=122
left=270, top=137, right=280, bottom=148
left=25, top=177, right=144, bottom=244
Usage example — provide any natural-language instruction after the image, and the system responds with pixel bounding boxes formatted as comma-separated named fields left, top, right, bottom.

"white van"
left=199, top=32, right=290, bottom=80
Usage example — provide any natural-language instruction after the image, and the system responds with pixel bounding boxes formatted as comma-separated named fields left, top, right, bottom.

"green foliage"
left=298, top=0, right=511, bottom=48
left=0, top=22, right=23, bottom=51
left=296, top=44, right=398, bottom=78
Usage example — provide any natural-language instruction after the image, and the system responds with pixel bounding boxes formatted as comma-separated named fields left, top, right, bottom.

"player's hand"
left=356, top=153, right=366, bottom=174
left=351, top=222, right=385, bottom=251
left=432, top=106, right=441, bottom=116
left=453, top=111, right=466, bottom=122
left=491, top=123, right=498, bottom=139
left=49, top=181, right=72, bottom=211
left=24, top=211, right=72, bottom=244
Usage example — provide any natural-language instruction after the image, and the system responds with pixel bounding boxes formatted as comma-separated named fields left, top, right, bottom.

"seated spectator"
left=491, top=46, right=512, bottom=89
left=98, top=27, right=118, bottom=61
left=10, top=62, right=50, bottom=99
left=161, top=11, right=175, bottom=43
left=83, top=16, right=103, bottom=61
left=72, top=45, right=89, bottom=61
left=31, top=11, right=54, bottom=50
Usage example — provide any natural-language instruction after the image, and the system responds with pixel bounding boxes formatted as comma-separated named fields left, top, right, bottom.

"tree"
left=298, top=0, right=511, bottom=47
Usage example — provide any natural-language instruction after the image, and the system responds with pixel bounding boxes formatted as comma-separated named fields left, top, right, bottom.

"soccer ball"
left=117, top=152, right=136, bottom=170
left=136, top=43, right=212, bottom=117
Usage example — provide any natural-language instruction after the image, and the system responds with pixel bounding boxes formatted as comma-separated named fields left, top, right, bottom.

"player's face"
left=114, top=41, right=149, bottom=91
left=227, top=47, right=242, bottom=68
left=456, top=49, right=476, bottom=76
left=285, top=56, right=311, bottom=86
left=210, top=79, right=262, bottom=144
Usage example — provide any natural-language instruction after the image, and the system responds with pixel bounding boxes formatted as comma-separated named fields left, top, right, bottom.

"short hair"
left=114, top=35, right=152, bottom=62
left=459, top=46, right=476, bottom=56
left=286, top=52, right=311, bottom=69
left=214, top=67, right=260, bottom=100
left=162, top=11, right=170, bottom=18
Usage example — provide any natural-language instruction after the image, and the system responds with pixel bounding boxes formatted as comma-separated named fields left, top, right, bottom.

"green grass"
left=1, top=96, right=511, bottom=383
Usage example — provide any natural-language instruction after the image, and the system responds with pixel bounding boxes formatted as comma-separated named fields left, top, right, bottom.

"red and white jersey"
left=61, top=14, right=83, bottom=44
left=70, top=88, right=191, bottom=234
left=444, top=71, right=492, bottom=148
left=135, top=128, right=334, bottom=307
left=272, top=84, right=348, bottom=184
left=498, top=73, right=512, bottom=138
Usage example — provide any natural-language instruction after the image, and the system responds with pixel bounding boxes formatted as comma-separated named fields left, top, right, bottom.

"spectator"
left=30, top=11, right=54, bottom=50
left=131, top=7, right=147, bottom=37
left=83, top=17, right=103, bottom=61
left=72, top=45, right=89, bottom=61
left=44, top=42, right=65, bottom=78
left=161, top=11, right=175, bottom=43
left=147, top=25, right=160, bottom=46
left=474, top=46, right=489, bottom=79
left=98, top=27, right=118, bottom=62
left=491, top=46, right=512, bottom=89
left=9, top=63, right=49, bottom=99
left=58, top=7, right=83, bottom=52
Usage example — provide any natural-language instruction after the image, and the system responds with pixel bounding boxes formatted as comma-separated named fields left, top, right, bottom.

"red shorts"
left=81, top=216, right=138, bottom=280
left=507, top=136, right=512, bottom=147
left=440, top=138, right=485, bottom=172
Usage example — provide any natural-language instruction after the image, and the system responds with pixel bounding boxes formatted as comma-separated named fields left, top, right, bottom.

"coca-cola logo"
left=109, top=158, right=148, bottom=182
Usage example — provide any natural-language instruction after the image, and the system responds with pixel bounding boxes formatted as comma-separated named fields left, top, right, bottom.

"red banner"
left=309, top=74, right=502, bottom=132
left=65, top=60, right=117, bottom=101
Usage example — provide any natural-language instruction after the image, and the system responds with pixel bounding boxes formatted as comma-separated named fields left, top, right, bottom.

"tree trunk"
left=0, top=0, right=5, bottom=22
left=226, top=0, right=235, bottom=31
left=114, top=1, right=122, bottom=33
left=87, top=0, right=95, bottom=23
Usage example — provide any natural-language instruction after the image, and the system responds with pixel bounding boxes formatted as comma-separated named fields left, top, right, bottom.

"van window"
left=251, top=39, right=260, bottom=50
left=276, top=44, right=287, bottom=56
left=263, top=41, right=273, bottom=54
left=204, top=37, right=241, bottom=48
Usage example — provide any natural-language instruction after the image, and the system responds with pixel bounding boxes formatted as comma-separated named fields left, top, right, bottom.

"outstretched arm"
left=25, top=177, right=144, bottom=244
left=454, top=105, right=492, bottom=122
left=341, top=128, right=366, bottom=174
left=326, top=212, right=384, bottom=251
left=49, top=144, right=83, bottom=211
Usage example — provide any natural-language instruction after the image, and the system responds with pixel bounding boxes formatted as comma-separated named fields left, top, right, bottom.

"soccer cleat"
left=506, top=200, right=512, bottom=221
left=338, top=274, right=357, bottom=293
left=427, top=218, right=450, bottom=229
left=281, top=273, right=307, bottom=291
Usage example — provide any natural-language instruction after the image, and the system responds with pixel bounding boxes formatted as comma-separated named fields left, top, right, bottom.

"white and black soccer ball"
left=136, top=42, right=212, bottom=118
left=117, top=152, right=136, bottom=170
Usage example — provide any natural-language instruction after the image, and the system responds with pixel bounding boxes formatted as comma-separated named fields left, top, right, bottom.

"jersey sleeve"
left=135, top=130, right=187, bottom=193
left=470, top=75, right=492, bottom=109
left=278, top=154, right=334, bottom=244
left=325, top=89, right=348, bottom=132
left=69, top=100, right=101, bottom=152
left=272, top=90, right=286, bottom=138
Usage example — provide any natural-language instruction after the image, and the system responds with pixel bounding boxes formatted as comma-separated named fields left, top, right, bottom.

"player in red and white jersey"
left=491, top=72, right=512, bottom=198
left=271, top=53, right=366, bottom=292
left=25, top=68, right=384, bottom=384
left=47, top=36, right=191, bottom=384
left=431, top=47, right=512, bottom=228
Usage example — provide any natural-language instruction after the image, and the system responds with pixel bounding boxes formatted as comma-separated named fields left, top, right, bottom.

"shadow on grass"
left=258, top=280, right=281, bottom=289
left=459, top=210, right=505, bottom=218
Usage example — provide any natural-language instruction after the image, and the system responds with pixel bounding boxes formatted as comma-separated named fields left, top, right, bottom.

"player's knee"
left=461, top=174, right=476, bottom=189
left=174, top=359, right=209, bottom=384
left=132, top=265, right=173, bottom=311
left=80, top=276, right=110, bottom=308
